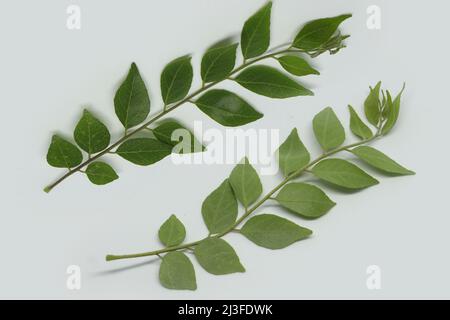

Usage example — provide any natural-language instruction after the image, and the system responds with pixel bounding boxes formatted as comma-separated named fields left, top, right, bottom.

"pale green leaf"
left=348, top=105, right=373, bottom=140
left=313, top=107, right=345, bottom=151
left=276, top=55, right=319, bottom=76
left=351, top=146, right=414, bottom=175
left=46, top=135, right=83, bottom=169
left=364, top=81, right=382, bottom=126
left=159, top=252, right=197, bottom=290
left=116, top=138, right=172, bottom=166
left=241, top=214, right=312, bottom=249
left=201, top=179, right=238, bottom=234
left=161, top=55, right=193, bottom=105
left=85, top=162, right=118, bottom=185
left=241, top=2, right=272, bottom=59
left=382, top=84, right=405, bottom=135
left=114, top=63, right=150, bottom=129
left=312, top=158, right=379, bottom=189
left=277, top=128, right=310, bottom=176
left=229, top=157, right=262, bottom=208
left=158, top=215, right=186, bottom=247
left=74, top=109, right=110, bottom=154
left=194, top=238, right=245, bottom=275
left=275, top=183, right=335, bottom=218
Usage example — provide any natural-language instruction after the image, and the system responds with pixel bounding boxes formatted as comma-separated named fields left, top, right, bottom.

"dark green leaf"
left=364, top=81, right=382, bottom=126
left=241, top=2, right=272, bottom=59
left=276, top=55, right=319, bottom=76
left=159, top=252, right=197, bottom=290
left=275, top=183, right=335, bottom=218
left=194, top=238, right=245, bottom=275
left=201, top=43, right=238, bottom=83
left=153, top=121, right=205, bottom=154
left=158, top=215, right=186, bottom=247
left=351, top=146, right=414, bottom=175
left=161, top=55, right=193, bottom=105
left=116, top=138, right=172, bottom=166
left=74, top=109, right=110, bottom=154
left=201, top=179, right=238, bottom=234
left=229, top=157, right=262, bottom=208
left=114, top=63, right=150, bottom=129
left=277, top=128, right=310, bottom=176
left=195, top=89, right=263, bottom=127
left=293, top=14, right=352, bottom=50
left=235, top=65, right=313, bottom=98
left=382, top=84, right=405, bottom=134
left=312, top=158, right=379, bottom=189
left=241, top=214, right=312, bottom=249
left=313, top=107, right=345, bottom=151
left=348, top=105, right=373, bottom=140
left=46, top=135, right=83, bottom=169
left=85, top=162, right=118, bottom=185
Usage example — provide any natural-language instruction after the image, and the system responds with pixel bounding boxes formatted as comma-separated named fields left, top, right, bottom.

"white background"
left=0, top=0, right=449, bottom=299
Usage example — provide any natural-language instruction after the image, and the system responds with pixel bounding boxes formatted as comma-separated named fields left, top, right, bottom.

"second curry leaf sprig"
left=44, top=2, right=352, bottom=192
left=106, top=83, right=414, bottom=290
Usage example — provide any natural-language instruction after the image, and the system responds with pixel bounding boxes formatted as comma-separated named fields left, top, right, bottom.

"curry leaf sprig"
left=106, top=83, right=414, bottom=290
left=44, top=2, right=352, bottom=192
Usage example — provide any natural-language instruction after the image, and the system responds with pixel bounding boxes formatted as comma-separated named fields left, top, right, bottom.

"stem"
left=44, top=45, right=300, bottom=193
left=106, top=133, right=381, bottom=262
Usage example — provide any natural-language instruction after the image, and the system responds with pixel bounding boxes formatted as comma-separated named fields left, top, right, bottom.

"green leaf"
left=351, top=146, right=414, bottom=175
left=46, top=135, right=83, bottom=169
left=159, top=252, right=196, bottom=290
left=153, top=121, right=205, bottom=154
left=312, top=158, right=379, bottom=189
left=364, top=81, right=382, bottom=126
left=161, top=55, right=193, bottom=105
left=293, top=14, right=352, bottom=51
left=194, top=238, right=245, bottom=275
left=277, top=128, right=310, bottom=177
left=85, top=162, right=118, bottom=185
left=74, top=109, right=111, bottom=154
left=276, top=55, right=319, bottom=76
left=275, top=183, right=335, bottom=218
left=116, top=138, right=172, bottom=166
left=229, top=157, right=262, bottom=208
left=313, top=107, right=345, bottom=151
left=240, top=214, right=312, bottom=249
left=348, top=105, right=373, bottom=140
left=195, top=89, right=263, bottom=127
left=241, top=2, right=272, bottom=59
left=235, top=65, right=313, bottom=98
left=158, top=215, right=186, bottom=247
left=201, top=179, right=238, bottom=234
left=114, top=63, right=150, bottom=129
left=382, top=84, right=405, bottom=135
left=201, top=43, right=238, bottom=83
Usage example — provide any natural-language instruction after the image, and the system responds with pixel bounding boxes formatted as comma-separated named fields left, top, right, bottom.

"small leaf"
left=116, top=138, right=172, bottom=166
left=46, top=135, right=83, bottom=169
left=313, top=107, right=345, bottom=151
left=201, top=43, right=238, bottom=83
left=195, top=89, right=263, bottom=127
left=114, top=63, right=150, bottom=129
left=85, top=162, right=118, bottom=185
left=277, top=128, right=310, bottom=176
left=229, top=157, right=262, bottom=208
left=276, top=55, right=319, bottom=76
left=382, top=84, right=405, bottom=135
left=194, top=238, right=245, bottom=275
left=74, top=109, right=111, bottom=154
left=348, top=105, right=373, bottom=140
left=158, top=215, right=186, bottom=247
left=159, top=252, right=196, bottom=290
left=275, top=183, right=335, bottom=218
left=351, top=146, right=414, bottom=175
left=293, top=14, right=352, bottom=51
left=161, top=55, right=193, bottom=105
left=235, top=65, right=313, bottom=98
left=153, top=121, right=205, bottom=154
left=364, top=81, right=382, bottom=126
left=312, top=158, right=379, bottom=189
left=201, top=179, right=238, bottom=234
left=241, top=2, right=272, bottom=59
left=241, top=214, right=312, bottom=249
